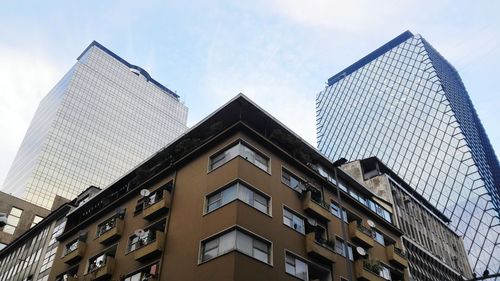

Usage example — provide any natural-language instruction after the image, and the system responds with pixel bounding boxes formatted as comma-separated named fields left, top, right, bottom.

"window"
left=283, top=207, right=305, bottom=234
left=282, top=169, right=306, bottom=192
left=0, top=243, right=5, bottom=251
left=373, top=230, right=385, bottom=245
left=209, top=141, right=270, bottom=172
left=3, top=207, right=23, bottom=234
left=206, top=182, right=270, bottom=214
left=379, top=264, right=392, bottom=280
left=201, top=229, right=271, bottom=264
left=31, top=215, right=44, bottom=228
left=123, top=263, right=159, bottom=281
left=335, top=237, right=346, bottom=256
left=329, top=202, right=347, bottom=222
left=285, top=252, right=308, bottom=280
left=63, top=239, right=79, bottom=256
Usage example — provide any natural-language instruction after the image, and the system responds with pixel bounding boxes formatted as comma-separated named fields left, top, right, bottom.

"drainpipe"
left=157, top=169, right=178, bottom=280
left=333, top=165, right=354, bottom=281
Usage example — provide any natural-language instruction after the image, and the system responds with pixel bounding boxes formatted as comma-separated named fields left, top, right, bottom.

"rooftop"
left=327, top=30, right=414, bottom=86
left=78, top=41, right=180, bottom=99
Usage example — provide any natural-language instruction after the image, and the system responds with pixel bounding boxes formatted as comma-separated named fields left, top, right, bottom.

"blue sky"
left=0, top=0, right=499, bottom=185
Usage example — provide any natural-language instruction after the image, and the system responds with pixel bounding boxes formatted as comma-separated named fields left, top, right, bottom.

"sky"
left=0, top=0, right=499, bottom=185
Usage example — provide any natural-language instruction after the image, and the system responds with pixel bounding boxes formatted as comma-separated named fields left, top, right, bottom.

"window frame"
left=281, top=167, right=307, bottom=193
left=207, top=140, right=271, bottom=174
left=204, top=180, right=272, bottom=216
left=284, top=251, right=309, bottom=281
left=198, top=226, right=273, bottom=266
left=282, top=206, right=306, bottom=235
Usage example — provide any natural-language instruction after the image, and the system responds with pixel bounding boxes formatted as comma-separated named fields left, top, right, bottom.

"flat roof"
left=327, top=30, right=414, bottom=86
left=78, top=41, right=180, bottom=99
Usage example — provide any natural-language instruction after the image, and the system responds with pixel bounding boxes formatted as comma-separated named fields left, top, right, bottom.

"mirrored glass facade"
left=316, top=31, right=500, bottom=275
left=2, top=42, right=188, bottom=209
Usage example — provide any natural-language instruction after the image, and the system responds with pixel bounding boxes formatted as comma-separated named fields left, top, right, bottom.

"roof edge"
left=327, top=30, right=414, bottom=86
left=77, top=41, right=180, bottom=99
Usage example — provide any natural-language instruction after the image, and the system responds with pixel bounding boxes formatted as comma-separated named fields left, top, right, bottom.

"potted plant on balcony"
left=364, top=260, right=382, bottom=274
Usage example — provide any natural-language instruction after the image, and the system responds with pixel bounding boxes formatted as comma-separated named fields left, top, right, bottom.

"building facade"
left=0, top=187, right=99, bottom=281
left=0, top=191, right=50, bottom=250
left=316, top=31, right=500, bottom=274
left=49, top=95, right=409, bottom=281
left=341, top=157, right=472, bottom=280
left=2, top=41, right=188, bottom=209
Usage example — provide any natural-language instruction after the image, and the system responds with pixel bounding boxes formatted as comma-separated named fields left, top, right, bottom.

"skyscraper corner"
left=316, top=31, right=500, bottom=275
left=2, top=41, right=188, bottom=209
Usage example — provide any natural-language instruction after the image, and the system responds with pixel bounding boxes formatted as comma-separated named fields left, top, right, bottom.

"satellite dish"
left=367, top=220, right=376, bottom=228
left=134, top=229, right=146, bottom=237
left=356, top=247, right=366, bottom=256
left=140, top=189, right=150, bottom=197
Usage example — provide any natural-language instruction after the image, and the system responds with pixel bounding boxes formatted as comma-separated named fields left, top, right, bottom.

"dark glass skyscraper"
left=316, top=31, right=500, bottom=275
left=2, top=41, right=188, bottom=209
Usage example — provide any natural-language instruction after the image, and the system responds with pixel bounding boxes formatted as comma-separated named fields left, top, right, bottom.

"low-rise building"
left=341, top=157, right=473, bottom=280
left=0, top=191, right=51, bottom=251
left=49, top=95, right=409, bottom=281
left=0, top=187, right=99, bottom=281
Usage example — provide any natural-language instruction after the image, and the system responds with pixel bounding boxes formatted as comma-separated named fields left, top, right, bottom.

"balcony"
left=97, top=217, right=124, bottom=245
left=143, top=190, right=170, bottom=220
left=354, top=260, right=384, bottom=281
left=386, top=244, right=408, bottom=268
left=305, top=232, right=336, bottom=263
left=348, top=221, right=374, bottom=248
left=56, top=275, right=79, bottom=281
left=302, top=190, right=331, bottom=222
left=61, top=241, right=86, bottom=264
left=134, top=231, right=165, bottom=261
left=87, top=256, right=115, bottom=281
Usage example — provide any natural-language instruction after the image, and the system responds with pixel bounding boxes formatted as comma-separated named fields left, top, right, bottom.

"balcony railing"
left=86, top=255, right=115, bottom=280
left=142, top=190, right=170, bottom=220
left=305, top=232, right=336, bottom=263
left=302, top=190, right=331, bottom=221
left=97, top=217, right=124, bottom=244
left=133, top=231, right=165, bottom=261
left=357, top=224, right=373, bottom=237
left=353, top=260, right=384, bottom=281
left=394, top=246, right=406, bottom=258
left=348, top=221, right=374, bottom=248
left=61, top=241, right=86, bottom=264
left=386, top=244, right=408, bottom=268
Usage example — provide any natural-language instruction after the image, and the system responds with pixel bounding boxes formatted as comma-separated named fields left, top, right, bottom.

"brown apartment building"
left=49, top=94, right=409, bottom=281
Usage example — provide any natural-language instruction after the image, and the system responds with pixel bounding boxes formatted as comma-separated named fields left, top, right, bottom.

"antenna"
left=367, top=220, right=376, bottom=228
left=140, top=189, right=150, bottom=197
left=134, top=229, right=146, bottom=237
left=356, top=247, right=366, bottom=256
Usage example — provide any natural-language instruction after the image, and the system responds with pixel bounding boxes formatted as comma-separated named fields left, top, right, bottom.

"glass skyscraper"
left=316, top=31, right=500, bottom=275
left=2, top=41, right=188, bottom=209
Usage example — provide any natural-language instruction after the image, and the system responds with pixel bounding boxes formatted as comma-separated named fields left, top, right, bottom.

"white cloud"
left=0, top=45, right=61, bottom=186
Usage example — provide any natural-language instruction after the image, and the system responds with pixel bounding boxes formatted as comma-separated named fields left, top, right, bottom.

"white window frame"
left=282, top=206, right=305, bottom=234
left=285, top=252, right=309, bottom=281
left=200, top=227, right=272, bottom=265
left=205, top=181, right=271, bottom=215
left=208, top=140, right=271, bottom=173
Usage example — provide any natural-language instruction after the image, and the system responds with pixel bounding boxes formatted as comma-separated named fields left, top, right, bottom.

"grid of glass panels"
left=316, top=33, right=500, bottom=275
left=0, top=223, right=52, bottom=281
left=2, top=43, right=188, bottom=209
